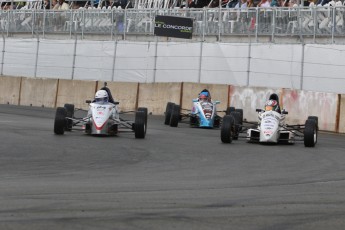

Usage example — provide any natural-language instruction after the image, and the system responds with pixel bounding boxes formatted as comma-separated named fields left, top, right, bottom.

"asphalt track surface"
left=1, top=104, right=345, bottom=230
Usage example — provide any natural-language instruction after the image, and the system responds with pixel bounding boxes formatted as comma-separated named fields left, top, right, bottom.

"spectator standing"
left=257, top=0, right=270, bottom=7
left=57, top=0, right=70, bottom=9
left=270, top=0, right=280, bottom=6
left=43, top=0, right=51, bottom=9
left=234, top=0, right=247, bottom=8
left=246, top=0, right=255, bottom=7
left=52, top=0, right=59, bottom=9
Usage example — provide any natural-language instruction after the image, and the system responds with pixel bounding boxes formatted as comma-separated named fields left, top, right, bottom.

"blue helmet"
left=200, top=92, right=209, bottom=97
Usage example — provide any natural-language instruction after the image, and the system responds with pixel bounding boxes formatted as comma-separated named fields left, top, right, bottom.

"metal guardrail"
left=1, top=6, right=345, bottom=42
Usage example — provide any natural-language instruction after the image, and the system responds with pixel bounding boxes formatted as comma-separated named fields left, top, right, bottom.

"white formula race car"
left=221, top=106, right=318, bottom=147
left=54, top=86, right=147, bottom=139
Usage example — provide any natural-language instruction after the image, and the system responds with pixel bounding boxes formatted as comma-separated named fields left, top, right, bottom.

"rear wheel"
left=307, top=116, right=319, bottom=131
left=170, top=104, right=180, bottom=127
left=134, top=111, right=146, bottom=138
left=226, top=106, right=235, bottom=115
left=235, top=108, right=243, bottom=130
left=221, top=115, right=234, bottom=143
left=304, top=119, right=317, bottom=147
left=164, top=102, right=175, bottom=125
left=54, top=107, right=67, bottom=135
left=64, top=103, right=74, bottom=131
left=230, top=111, right=241, bottom=140
left=138, top=107, right=148, bottom=134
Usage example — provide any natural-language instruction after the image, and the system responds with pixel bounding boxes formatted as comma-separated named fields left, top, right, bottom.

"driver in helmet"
left=198, top=89, right=211, bottom=103
left=94, top=90, right=109, bottom=103
left=264, top=99, right=281, bottom=113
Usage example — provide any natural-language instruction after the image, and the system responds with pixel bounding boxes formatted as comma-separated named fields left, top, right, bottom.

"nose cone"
left=200, top=118, right=213, bottom=128
left=260, top=129, right=278, bottom=143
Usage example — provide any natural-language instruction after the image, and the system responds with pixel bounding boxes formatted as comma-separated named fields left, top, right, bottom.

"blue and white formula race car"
left=54, top=83, right=147, bottom=139
left=220, top=93, right=318, bottom=147
left=164, top=89, right=238, bottom=129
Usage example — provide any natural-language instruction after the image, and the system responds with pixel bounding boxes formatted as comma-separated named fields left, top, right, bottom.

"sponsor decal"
left=264, top=130, right=273, bottom=134
left=96, top=105, right=106, bottom=110
left=154, top=15, right=193, bottom=39
left=263, top=113, right=280, bottom=121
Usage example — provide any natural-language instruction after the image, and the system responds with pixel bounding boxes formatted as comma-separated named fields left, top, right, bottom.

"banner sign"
left=154, top=15, right=193, bottom=39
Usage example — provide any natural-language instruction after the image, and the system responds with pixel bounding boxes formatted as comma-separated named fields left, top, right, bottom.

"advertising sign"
left=154, top=15, right=193, bottom=39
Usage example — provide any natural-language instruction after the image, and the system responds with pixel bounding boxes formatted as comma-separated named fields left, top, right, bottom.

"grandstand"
left=0, top=0, right=345, bottom=43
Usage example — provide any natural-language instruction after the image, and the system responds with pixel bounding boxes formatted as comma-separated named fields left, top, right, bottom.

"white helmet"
left=95, top=90, right=109, bottom=103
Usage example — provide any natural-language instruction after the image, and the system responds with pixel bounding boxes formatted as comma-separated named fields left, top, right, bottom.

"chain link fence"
left=1, top=6, right=345, bottom=43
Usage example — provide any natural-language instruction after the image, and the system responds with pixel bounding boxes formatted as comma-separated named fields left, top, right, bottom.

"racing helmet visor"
left=95, top=97, right=108, bottom=103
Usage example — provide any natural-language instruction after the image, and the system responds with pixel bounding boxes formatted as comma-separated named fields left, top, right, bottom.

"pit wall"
left=1, top=76, right=344, bottom=133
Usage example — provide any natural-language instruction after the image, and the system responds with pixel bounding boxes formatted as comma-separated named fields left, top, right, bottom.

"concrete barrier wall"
left=281, top=89, right=338, bottom=132
left=20, top=78, right=58, bottom=108
left=99, top=81, right=138, bottom=112
left=1, top=76, right=345, bottom=133
left=0, top=76, right=21, bottom=105
left=137, top=83, right=182, bottom=115
left=56, top=79, right=97, bottom=110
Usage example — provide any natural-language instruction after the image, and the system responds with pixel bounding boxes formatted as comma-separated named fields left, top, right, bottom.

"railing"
left=1, top=6, right=345, bottom=43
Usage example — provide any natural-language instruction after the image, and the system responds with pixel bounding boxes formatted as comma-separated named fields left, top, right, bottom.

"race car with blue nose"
left=164, top=89, right=239, bottom=129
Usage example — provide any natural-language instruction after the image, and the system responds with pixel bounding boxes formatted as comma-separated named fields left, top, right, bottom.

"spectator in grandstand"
left=257, top=0, right=270, bottom=7
left=43, top=0, right=50, bottom=9
left=316, top=0, right=331, bottom=5
left=270, top=0, right=280, bottom=6
left=226, top=0, right=239, bottom=7
left=246, top=0, right=255, bottom=7
left=234, top=0, right=247, bottom=8
left=52, top=0, right=59, bottom=9
left=57, top=0, right=70, bottom=9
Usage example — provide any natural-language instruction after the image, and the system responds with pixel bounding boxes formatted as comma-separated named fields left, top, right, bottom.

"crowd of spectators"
left=0, top=0, right=341, bottom=10
left=0, top=0, right=131, bottom=10
left=183, top=0, right=340, bottom=8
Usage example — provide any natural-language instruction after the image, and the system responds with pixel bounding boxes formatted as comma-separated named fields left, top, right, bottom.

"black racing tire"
left=307, top=116, right=319, bottom=131
left=134, top=111, right=146, bottom=138
left=304, top=119, right=317, bottom=147
left=235, top=109, right=243, bottom=124
left=164, top=102, right=175, bottom=125
left=230, top=111, right=241, bottom=140
left=137, top=107, right=148, bottom=134
left=64, top=103, right=74, bottom=131
left=170, top=104, right=180, bottom=127
left=221, top=115, right=234, bottom=143
left=235, top=108, right=243, bottom=131
left=54, top=107, right=67, bottom=135
left=226, top=106, right=235, bottom=115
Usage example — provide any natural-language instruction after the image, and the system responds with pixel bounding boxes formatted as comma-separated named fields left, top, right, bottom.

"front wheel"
left=64, top=103, right=74, bottom=131
left=170, top=104, right=180, bottom=127
left=54, top=107, right=67, bottom=135
left=221, top=115, right=234, bottom=143
left=304, top=119, right=317, bottom=147
left=134, top=111, right=146, bottom=139
left=307, top=116, right=319, bottom=131
left=164, top=102, right=175, bottom=125
left=137, top=107, right=148, bottom=134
